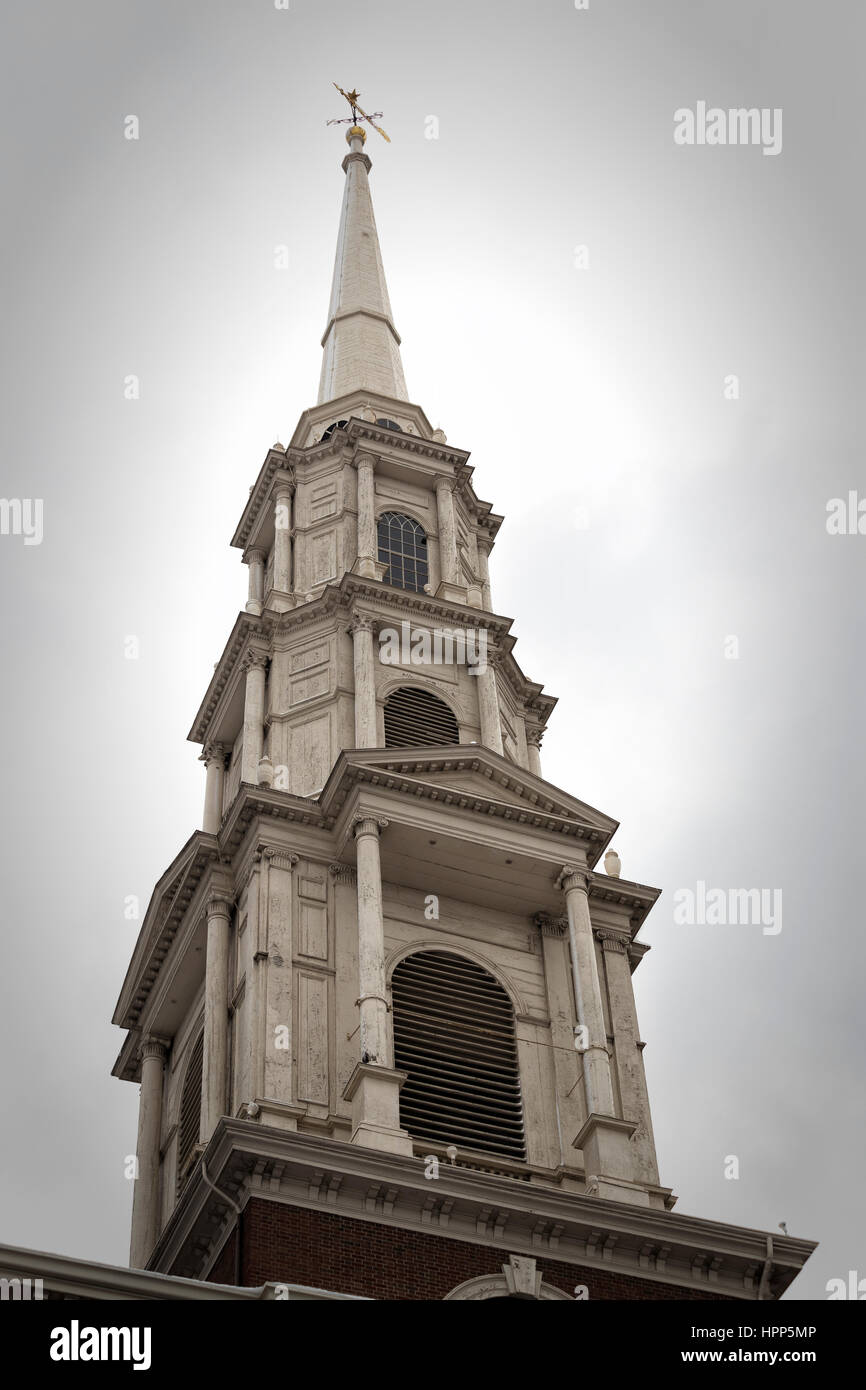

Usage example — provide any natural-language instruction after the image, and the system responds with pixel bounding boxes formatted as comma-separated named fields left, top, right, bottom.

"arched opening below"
left=391, top=950, right=526, bottom=1161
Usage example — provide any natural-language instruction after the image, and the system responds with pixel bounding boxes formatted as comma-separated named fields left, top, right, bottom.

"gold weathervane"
left=327, top=83, right=391, bottom=143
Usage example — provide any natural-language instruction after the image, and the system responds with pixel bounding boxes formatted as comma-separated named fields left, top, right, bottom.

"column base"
left=573, top=1113, right=647, bottom=1203
left=435, top=580, right=468, bottom=604
left=265, top=588, right=295, bottom=614
left=342, top=1063, right=413, bottom=1156
left=353, top=557, right=388, bottom=582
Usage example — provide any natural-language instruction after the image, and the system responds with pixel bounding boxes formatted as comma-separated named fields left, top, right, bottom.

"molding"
left=0, top=1242, right=362, bottom=1301
left=187, top=613, right=267, bottom=744
left=147, top=1121, right=816, bottom=1300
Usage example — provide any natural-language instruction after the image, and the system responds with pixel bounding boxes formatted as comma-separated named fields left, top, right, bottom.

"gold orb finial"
left=347, top=124, right=367, bottom=144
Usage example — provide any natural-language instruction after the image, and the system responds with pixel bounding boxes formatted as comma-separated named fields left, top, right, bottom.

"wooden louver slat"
left=177, top=1030, right=203, bottom=1181
left=384, top=686, right=459, bottom=749
left=391, top=950, right=526, bottom=1161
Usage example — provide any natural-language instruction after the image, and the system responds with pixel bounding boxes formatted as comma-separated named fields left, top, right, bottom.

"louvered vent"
left=177, top=1030, right=203, bottom=1182
left=384, top=686, right=459, bottom=749
left=392, top=951, right=526, bottom=1160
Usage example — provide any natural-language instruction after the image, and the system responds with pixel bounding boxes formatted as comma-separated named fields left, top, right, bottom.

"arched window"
left=176, top=1029, right=203, bottom=1186
left=391, top=950, right=526, bottom=1160
left=377, top=511, right=429, bottom=593
left=384, top=685, right=459, bottom=749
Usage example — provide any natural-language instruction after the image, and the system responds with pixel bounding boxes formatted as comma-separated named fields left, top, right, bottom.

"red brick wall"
left=208, top=1229, right=237, bottom=1286
left=206, top=1198, right=731, bottom=1300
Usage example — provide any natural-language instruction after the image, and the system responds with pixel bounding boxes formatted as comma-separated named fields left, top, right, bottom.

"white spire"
left=318, top=126, right=408, bottom=405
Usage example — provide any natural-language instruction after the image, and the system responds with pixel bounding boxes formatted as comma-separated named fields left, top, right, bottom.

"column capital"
left=352, top=450, right=377, bottom=472
left=273, top=467, right=296, bottom=494
left=533, top=911, right=569, bottom=938
left=596, top=929, right=631, bottom=954
left=526, top=727, right=545, bottom=749
left=329, top=862, right=358, bottom=884
left=352, top=815, right=389, bottom=839
left=244, top=547, right=268, bottom=566
left=138, top=1036, right=169, bottom=1065
left=434, top=474, right=455, bottom=495
left=557, top=865, right=592, bottom=894
left=261, top=847, right=299, bottom=871
left=485, top=643, right=503, bottom=670
left=200, top=741, right=228, bottom=768
left=206, top=893, right=234, bottom=919
left=241, top=649, right=269, bottom=674
left=348, top=611, right=376, bottom=636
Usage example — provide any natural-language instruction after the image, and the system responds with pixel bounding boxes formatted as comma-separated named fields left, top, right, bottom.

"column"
left=273, top=480, right=294, bottom=599
left=245, top=549, right=266, bottom=615
left=558, top=866, right=641, bottom=1198
left=355, top=452, right=377, bottom=578
left=598, top=930, right=661, bottom=1187
left=527, top=728, right=543, bottom=778
left=354, top=817, right=390, bottom=1067
left=241, top=651, right=268, bottom=784
left=477, top=654, right=504, bottom=755
left=435, top=476, right=459, bottom=587
left=202, top=894, right=232, bottom=1143
left=200, top=742, right=227, bottom=834
left=534, top=914, right=583, bottom=1174
left=129, top=1036, right=167, bottom=1268
left=350, top=614, right=377, bottom=747
left=477, top=537, right=492, bottom=609
left=342, top=816, right=412, bottom=1155
left=558, top=866, right=614, bottom=1117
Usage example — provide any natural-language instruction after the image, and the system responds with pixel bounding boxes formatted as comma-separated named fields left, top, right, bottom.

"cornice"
left=321, top=747, right=617, bottom=837
left=150, top=1121, right=816, bottom=1300
left=589, top=877, right=662, bottom=934
left=190, top=564, right=556, bottom=749
left=344, top=417, right=469, bottom=468
left=111, top=832, right=223, bottom=1052
left=218, top=785, right=335, bottom=862
left=0, top=1242, right=362, bottom=1301
left=320, top=751, right=615, bottom=849
left=231, top=452, right=297, bottom=552
left=187, top=613, right=268, bottom=745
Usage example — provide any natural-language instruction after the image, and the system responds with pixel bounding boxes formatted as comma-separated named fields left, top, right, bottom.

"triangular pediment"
left=326, top=745, right=617, bottom=837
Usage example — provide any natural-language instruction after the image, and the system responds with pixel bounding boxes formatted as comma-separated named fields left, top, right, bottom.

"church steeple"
left=108, top=101, right=815, bottom=1303
left=318, top=124, right=408, bottom=405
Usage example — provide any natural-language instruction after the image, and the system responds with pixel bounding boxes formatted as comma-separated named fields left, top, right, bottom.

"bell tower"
left=112, top=115, right=814, bottom=1300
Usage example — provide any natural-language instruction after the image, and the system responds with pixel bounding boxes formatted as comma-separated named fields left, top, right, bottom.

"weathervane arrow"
left=327, top=83, right=391, bottom=142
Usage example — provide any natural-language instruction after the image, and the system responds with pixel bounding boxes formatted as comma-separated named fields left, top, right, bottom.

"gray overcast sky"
left=0, top=0, right=862, bottom=1299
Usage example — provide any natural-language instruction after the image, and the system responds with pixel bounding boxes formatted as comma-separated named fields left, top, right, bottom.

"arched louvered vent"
left=384, top=686, right=459, bottom=749
left=177, top=1030, right=203, bottom=1183
left=391, top=951, right=526, bottom=1160
left=321, top=419, right=349, bottom=441
left=377, top=511, right=429, bottom=593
